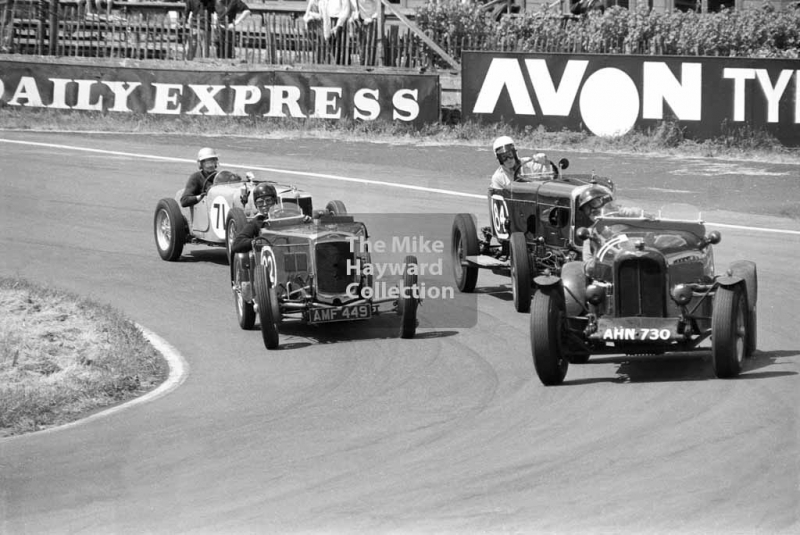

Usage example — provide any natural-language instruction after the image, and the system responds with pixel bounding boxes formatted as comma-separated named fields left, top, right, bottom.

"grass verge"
left=0, top=277, right=168, bottom=438
left=1, top=108, right=799, bottom=164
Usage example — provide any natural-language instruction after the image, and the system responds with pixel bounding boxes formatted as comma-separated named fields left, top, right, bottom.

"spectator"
left=80, top=0, right=114, bottom=19
left=181, top=147, right=220, bottom=208
left=0, top=0, right=12, bottom=53
left=489, top=136, right=554, bottom=190
left=184, top=0, right=215, bottom=60
left=349, top=0, right=377, bottom=65
left=215, top=0, right=250, bottom=59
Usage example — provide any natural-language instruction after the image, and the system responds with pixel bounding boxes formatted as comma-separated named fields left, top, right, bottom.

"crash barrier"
left=463, top=51, right=800, bottom=147
left=0, top=0, right=436, bottom=67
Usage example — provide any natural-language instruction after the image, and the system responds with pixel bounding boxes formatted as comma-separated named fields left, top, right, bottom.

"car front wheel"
left=711, top=284, right=746, bottom=378
left=399, top=255, right=419, bottom=339
left=254, top=264, right=280, bottom=350
left=232, top=254, right=255, bottom=330
left=451, top=214, right=479, bottom=293
left=530, top=288, right=568, bottom=386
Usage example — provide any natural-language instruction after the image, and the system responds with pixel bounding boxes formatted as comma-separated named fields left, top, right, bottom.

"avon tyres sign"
left=0, top=60, right=439, bottom=126
left=462, top=52, right=800, bottom=146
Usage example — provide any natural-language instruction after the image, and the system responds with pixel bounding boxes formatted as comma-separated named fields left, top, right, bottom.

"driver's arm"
left=231, top=218, right=263, bottom=254
left=180, top=173, right=204, bottom=207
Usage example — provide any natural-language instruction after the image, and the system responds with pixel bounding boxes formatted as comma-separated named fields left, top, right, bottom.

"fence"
left=1, top=0, right=441, bottom=67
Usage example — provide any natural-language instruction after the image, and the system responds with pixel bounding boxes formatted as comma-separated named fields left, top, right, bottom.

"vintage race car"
left=529, top=204, right=758, bottom=385
left=451, top=158, right=616, bottom=312
left=153, top=169, right=340, bottom=263
left=230, top=203, right=420, bottom=349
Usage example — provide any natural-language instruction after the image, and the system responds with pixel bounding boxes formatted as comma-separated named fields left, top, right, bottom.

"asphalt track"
left=1, top=132, right=799, bottom=534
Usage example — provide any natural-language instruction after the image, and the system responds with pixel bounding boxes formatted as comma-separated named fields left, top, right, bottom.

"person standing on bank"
left=215, top=0, right=250, bottom=59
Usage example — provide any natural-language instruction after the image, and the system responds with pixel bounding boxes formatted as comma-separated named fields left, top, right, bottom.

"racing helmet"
left=197, top=147, right=219, bottom=164
left=253, top=182, right=278, bottom=212
left=578, top=185, right=614, bottom=212
left=493, top=136, right=517, bottom=164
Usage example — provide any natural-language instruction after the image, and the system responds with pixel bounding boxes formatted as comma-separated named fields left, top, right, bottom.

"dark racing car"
left=529, top=204, right=758, bottom=385
left=230, top=203, right=420, bottom=349
left=451, top=159, right=616, bottom=312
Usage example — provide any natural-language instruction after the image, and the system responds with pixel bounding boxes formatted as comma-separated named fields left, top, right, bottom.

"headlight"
left=671, top=284, right=693, bottom=305
left=586, top=283, right=605, bottom=305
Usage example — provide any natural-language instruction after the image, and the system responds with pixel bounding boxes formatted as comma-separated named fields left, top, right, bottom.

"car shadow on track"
left=181, top=248, right=228, bottom=266
left=252, top=316, right=458, bottom=350
left=564, top=349, right=798, bottom=385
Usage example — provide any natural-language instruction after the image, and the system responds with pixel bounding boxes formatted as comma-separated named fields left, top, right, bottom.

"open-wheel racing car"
left=452, top=158, right=616, bottom=313
left=154, top=169, right=345, bottom=263
left=230, top=202, right=420, bottom=349
left=529, top=204, right=758, bottom=385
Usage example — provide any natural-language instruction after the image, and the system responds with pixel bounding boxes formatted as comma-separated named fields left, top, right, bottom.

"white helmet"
left=493, top=136, right=517, bottom=163
left=197, top=147, right=219, bottom=163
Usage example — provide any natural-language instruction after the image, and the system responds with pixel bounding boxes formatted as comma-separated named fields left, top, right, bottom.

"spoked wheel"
left=530, top=288, right=569, bottom=386
left=711, top=284, right=747, bottom=378
left=509, top=231, right=531, bottom=313
left=225, top=207, right=248, bottom=266
left=451, top=214, right=479, bottom=292
left=399, top=255, right=419, bottom=339
left=232, top=254, right=255, bottom=330
left=254, top=264, right=280, bottom=350
left=153, top=198, right=185, bottom=261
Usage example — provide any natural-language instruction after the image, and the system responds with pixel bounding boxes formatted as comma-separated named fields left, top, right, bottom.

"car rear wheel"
left=530, top=289, right=568, bottom=386
left=233, top=254, right=255, bottom=330
left=510, top=231, right=531, bottom=313
left=326, top=200, right=347, bottom=215
left=729, top=260, right=757, bottom=357
left=254, top=264, right=280, bottom=350
left=154, top=198, right=186, bottom=261
left=399, top=255, right=419, bottom=339
left=451, top=213, right=479, bottom=293
left=225, top=207, right=248, bottom=266
left=711, top=284, right=746, bottom=378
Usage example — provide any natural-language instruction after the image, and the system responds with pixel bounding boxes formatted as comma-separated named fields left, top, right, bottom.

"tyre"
left=560, top=261, right=590, bottom=363
left=400, top=255, right=419, bottom=339
left=254, top=264, right=280, bottom=350
left=326, top=200, right=347, bottom=215
left=451, top=213, right=479, bottom=293
left=711, top=285, right=746, bottom=378
left=729, top=260, right=757, bottom=357
left=225, top=207, right=248, bottom=265
left=530, top=289, right=568, bottom=386
left=153, top=198, right=186, bottom=261
left=510, top=231, right=531, bottom=313
left=232, top=254, right=255, bottom=330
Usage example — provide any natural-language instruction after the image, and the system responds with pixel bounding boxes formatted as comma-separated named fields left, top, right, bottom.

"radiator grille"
left=617, top=258, right=665, bottom=317
left=315, top=242, right=355, bottom=294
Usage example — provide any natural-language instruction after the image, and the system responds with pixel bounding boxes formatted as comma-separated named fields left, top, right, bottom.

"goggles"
left=497, top=151, right=515, bottom=163
left=255, top=197, right=276, bottom=209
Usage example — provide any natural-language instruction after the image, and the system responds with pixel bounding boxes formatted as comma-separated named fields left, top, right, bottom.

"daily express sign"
left=0, top=60, right=439, bottom=126
left=462, top=52, right=800, bottom=146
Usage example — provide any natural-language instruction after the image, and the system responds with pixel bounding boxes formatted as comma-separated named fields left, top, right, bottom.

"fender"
left=715, top=274, right=744, bottom=289
left=534, top=274, right=561, bottom=287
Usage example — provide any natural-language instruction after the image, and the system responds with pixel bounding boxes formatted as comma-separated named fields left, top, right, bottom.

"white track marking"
left=0, top=326, right=189, bottom=441
left=2, top=138, right=799, bottom=235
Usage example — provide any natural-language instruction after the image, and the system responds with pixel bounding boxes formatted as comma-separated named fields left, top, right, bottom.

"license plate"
left=308, top=304, right=372, bottom=324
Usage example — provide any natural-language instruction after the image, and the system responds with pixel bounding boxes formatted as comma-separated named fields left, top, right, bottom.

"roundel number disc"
left=491, top=195, right=509, bottom=240
left=210, top=195, right=230, bottom=240
left=260, top=247, right=277, bottom=288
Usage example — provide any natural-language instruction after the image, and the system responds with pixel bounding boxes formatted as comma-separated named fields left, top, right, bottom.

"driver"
left=577, top=185, right=614, bottom=223
left=490, top=136, right=554, bottom=190
left=230, top=183, right=311, bottom=255
left=180, top=147, right=219, bottom=207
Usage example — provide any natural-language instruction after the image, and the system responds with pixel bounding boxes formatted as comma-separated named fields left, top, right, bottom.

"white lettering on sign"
left=0, top=77, right=425, bottom=121
left=471, top=58, right=800, bottom=138
left=311, top=86, right=343, bottom=119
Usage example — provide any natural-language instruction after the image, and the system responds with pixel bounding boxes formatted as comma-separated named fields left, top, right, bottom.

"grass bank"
left=0, top=277, right=168, bottom=437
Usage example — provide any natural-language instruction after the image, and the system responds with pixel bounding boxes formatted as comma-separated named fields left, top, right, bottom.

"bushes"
left=414, top=3, right=800, bottom=60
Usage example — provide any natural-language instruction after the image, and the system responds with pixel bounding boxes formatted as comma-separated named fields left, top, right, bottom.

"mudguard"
left=715, top=274, right=744, bottom=288
left=534, top=274, right=561, bottom=287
